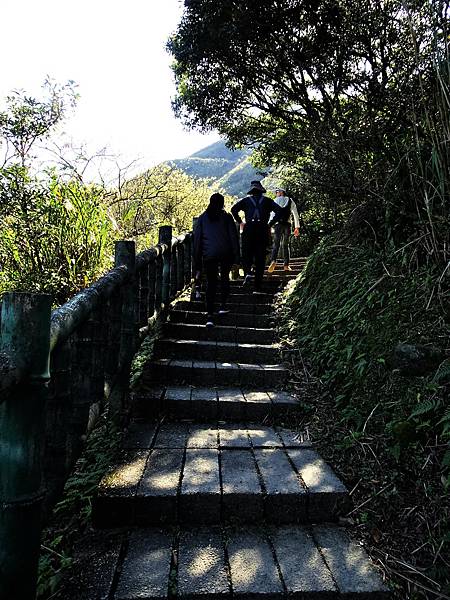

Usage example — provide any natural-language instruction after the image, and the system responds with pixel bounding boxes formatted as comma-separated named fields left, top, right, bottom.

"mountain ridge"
left=169, top=140, right=262, bottom=197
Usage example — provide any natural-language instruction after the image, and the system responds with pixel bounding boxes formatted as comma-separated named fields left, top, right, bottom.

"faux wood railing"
left=0, top=225, right=194, bottom=600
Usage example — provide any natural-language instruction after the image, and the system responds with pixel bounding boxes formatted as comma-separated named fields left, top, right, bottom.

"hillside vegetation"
left=278, top=236, right=449, bottom=598
left=170, top=139, right=261, bottom=197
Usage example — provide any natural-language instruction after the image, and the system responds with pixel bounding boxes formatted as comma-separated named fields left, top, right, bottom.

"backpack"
left=278, top=198, right=292, bottom=223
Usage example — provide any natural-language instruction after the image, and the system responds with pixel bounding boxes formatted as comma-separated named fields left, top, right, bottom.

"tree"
left=0, top=79, right=78, bottom=167
left=106, top=162, right=223, bottom=249
left=169, top=0, right=450, bottom=259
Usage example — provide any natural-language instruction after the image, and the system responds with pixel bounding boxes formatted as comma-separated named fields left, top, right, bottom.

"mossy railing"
left=0, top=225, right=193, bottom=600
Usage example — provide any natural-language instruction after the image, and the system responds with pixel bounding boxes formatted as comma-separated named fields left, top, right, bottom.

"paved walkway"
left=70, top=259, right=390, bottom=599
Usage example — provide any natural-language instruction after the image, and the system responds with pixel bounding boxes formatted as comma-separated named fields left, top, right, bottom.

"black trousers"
left=271, top=222, right=291, bottom=265
left=204, top=259, right=232, bottom=314
left=242, top=223, right=269, bottom=290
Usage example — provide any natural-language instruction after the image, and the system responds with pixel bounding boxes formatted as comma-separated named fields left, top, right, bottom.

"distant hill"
left=170, top=140, right=263, bottom=197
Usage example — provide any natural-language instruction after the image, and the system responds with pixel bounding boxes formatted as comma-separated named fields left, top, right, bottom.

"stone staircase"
left=88, top=258, right=390, bottom=599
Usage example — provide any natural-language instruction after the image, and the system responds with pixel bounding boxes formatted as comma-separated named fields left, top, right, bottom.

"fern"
left=409, top=397, right=440, bottom=418
left=433, top=359, right=450, bottom=385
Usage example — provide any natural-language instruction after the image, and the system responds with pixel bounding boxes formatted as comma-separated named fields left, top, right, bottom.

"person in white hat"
left=268, top=187, right=300, bottom=272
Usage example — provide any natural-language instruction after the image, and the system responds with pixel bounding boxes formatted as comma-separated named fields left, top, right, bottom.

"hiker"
left=268, top=187, right=300, bottom=272
left=193, top=192, right=240, bottom=327
left=231, top=180, right=283, bottom=293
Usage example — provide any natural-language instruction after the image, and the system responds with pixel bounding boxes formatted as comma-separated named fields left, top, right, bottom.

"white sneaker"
left=218, top=308, right=230, bottom=315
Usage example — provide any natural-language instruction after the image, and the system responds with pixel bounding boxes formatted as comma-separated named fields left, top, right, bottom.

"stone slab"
left=254, top=448, right=307, bottom=524
left=227, top=529, right=284, bottom=596
left=161, top=339, right=217, bottom=361
left=59, top=531, right=123, bottom=600
left=178, top=529, right=230, bottom=598
left=247, top=425, right=282, bottom=448
left=191, top=361, right=216, bottom=385
left=271, top=526, right=336, bottom=595
left=237, top=363, right=265, bottom=387
left=187, top=425, right=218, bottom=448
left=217, top=388, right=246, bottom=421
left=153, top=423, right=190, bottom=449
left=259, top=364, right=288, bottom=387
left=94, top=450, right=148, bottom=527
left=243, top=391, right=272, bottom=421
left=216, top=362, right=240, bottom=379
left=218, top=424, right=251, bottom=448
left=166, top=386, right=192, bottom=401
left=115, top=529, right=172, bottom=599
left=287, top=449, right=349, bottom=521
left=312, top=526, right=390, bottom=598
left=235, top=328, right=275, bottom=345
left=136, top=448, right=184, bottom=525
left=190, top=387, right=219, bottom=421
left=221, top=449, right=263, bottom=523
left=122, top=423, right=158, bottom=450
left=180, top=449, right=220, bottom=524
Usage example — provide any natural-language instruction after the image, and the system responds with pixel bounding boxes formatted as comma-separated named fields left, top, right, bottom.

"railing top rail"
left=49, top=233, right=190, bottom=351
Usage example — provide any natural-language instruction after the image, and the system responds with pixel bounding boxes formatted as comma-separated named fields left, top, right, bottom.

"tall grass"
left=405, top=3, right=450, bottom=265
left=0, top=168, right=114, bottom=304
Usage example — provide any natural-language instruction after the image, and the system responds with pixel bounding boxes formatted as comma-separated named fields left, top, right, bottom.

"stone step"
left=234, top=291, right=276, bottom=302
left=148, top=359, right=287, bottom=388
left=154, top=339, right=280, bottom=364
left=196, top=292, right=275, bottom=304
left=163, top=322, right=276, bottom=344
left=175, top=300, right=272, bottom=315
left=87, top=524, right=389, bottom=599
left=169, top=309, right=273, bottom=329
left=229, top=279, right=281, bottom=289
left=94, top=423, right=349, bottom=527
left=132, top=386, right=301, bottom=421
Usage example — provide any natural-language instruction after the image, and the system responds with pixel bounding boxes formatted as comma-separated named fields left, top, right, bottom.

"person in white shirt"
left=268, top=187, right=300, bottom=272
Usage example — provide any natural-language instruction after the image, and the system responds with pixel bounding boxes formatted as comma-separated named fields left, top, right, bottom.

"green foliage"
left=0, top=79, right=78, bottom=166
left=169, top=1, right=450, bottom=259
left=281, top=236, right=449, bottom=455
left=107, top=162, right=233, bottom=251
left=280, top=235, right=449, bottom=595
left=0, top=167, right=114, bottom=303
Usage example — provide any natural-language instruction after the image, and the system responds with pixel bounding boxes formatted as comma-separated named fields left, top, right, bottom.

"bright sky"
left=0, top=0, right=219, bottom=172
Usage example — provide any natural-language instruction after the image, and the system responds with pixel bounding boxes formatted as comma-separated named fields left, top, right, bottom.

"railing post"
left=0, top=292, right=51, bottom=600
left=170, top=240, right=178, bottom=299
left=45, top=338, right=72, bottom=507
left=148, top=257, right=156, bottom=319
left=154, top=252, right=163, bottom=315
left=159, top=226, right=172, bottom=309
left=184, top=234, right=192, bottom=287
left=138, top=262, right=150, bottom=328
left=177, top=241, right=185, bottom=293
left=115, top=240, right=138, bottom=368
left=112, top=241, right=138, bottom=421
left=192, top=217, right=199, bottom=280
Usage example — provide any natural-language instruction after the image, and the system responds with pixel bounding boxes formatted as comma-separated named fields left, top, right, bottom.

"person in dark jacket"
left=231, top=180, right=283, bottom=293
left=194, top=192, right=240, bottom=327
